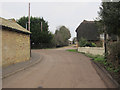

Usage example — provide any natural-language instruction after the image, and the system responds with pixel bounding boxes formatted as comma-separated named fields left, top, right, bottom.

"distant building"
left=76, top=20, right=102, bottom=46
left=69, top=40, right=72, bottom=45
left=0, top=17, right=31, bottom=67
left=76, top=20, right=100, bottom=41
left=75, top=20, right=117, bottom=47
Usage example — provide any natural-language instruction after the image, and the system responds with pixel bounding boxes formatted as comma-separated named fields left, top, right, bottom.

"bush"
left=79, top=38, right=88, bottom=47
left=86, top=42, right=96, bottom=47
left=91, top=42, right=97, bottom=47
left=107, top=42, right=120, bottom=70
left=79, top=38, right=96, bottom=47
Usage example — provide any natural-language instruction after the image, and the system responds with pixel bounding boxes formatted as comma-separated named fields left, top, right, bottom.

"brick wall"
left=2, top=29, right=30, bottom=67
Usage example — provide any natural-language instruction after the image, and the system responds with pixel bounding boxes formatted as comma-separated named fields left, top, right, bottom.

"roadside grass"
left=85, top=53, right=120, bottom=84
left=85, top=53, right=120, bottom=73
left=67, top=49, right=120, bottom=73
left=67, top=49, right=120, bottom=84
left=66, top=49, right=78, bottom=52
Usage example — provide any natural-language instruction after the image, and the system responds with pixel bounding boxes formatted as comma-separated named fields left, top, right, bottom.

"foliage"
left=79, top=38, right=88, bottom=47
left=17, top=16, right=55, bottom=48
left=86, top=42, right=97, bottom=47
left=72, top=37, right=77, bottom=44
left=79, top=38, right=96, bottom=47
left=91, top=42, right=97, bottom=47
left=98, top=2, right=120, bottom=36
left=54, top=26, right=71, bottom=47
left=97, top=2, right=120, bottom=84
left=107, top=42, right=120, bottom=69
left=85, top=53, right=120, bottom=73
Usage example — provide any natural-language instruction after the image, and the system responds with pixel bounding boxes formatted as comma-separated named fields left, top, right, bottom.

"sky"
left=0, top=1, right=101, bottom=40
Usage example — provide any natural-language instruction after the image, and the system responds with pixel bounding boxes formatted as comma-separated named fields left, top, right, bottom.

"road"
left=3, top=46, right=107, bottom=88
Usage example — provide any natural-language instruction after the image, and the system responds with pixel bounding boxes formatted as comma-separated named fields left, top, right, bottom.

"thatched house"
left=77, top=20, right=117, bottom=39
left=76, top=20, right=117, bottom=47
left=0, top=17, right=31, bottom=67
left=76, top=20, right=100, bottom=42
left=75, top=20, right=102, bottom=46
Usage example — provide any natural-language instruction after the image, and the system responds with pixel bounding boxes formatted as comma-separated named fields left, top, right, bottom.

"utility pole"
left=28, top=2, right=30, bottom=31
left=28, top=2, right=31, bottom=57
left=41, top=22, right=42, bottom=32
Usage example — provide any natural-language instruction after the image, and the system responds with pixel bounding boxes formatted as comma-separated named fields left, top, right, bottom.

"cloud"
left=0, top=2, right=101, bottom=40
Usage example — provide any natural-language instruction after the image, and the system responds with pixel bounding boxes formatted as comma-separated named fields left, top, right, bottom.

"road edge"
left=2, top=55, right=44, bottom=79
left=91, top=59, right=120, bottom=88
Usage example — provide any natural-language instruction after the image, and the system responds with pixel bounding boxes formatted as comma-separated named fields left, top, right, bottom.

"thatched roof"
left=76, top=20, right=100, bottom=41
left=0, top=17, right=30, bottom=34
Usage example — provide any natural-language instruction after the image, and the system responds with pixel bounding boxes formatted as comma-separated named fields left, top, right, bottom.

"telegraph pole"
left=28, top=2, right=31, bottom=57
left=28, top=2, right=30, bottom=31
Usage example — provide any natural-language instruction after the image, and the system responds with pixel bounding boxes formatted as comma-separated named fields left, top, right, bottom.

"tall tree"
left=17, top=16, right=54, bottom=48
left=99, top=2, right=120, bottom=37
left=54, top=26, right=71, bottom=47
left=97, top=1, right=120, bottom=59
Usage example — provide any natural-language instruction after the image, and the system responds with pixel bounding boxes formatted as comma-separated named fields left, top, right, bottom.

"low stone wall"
left=78, top=47, right=104, bottom=55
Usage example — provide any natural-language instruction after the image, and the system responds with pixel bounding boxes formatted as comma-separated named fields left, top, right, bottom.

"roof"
left=76, top=20, right=100, bottom=41
left=0, top=17, right=30, bottom=34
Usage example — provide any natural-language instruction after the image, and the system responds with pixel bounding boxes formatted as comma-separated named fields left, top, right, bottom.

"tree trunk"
left=104, top=25, right=107, bottom=60
left=104, top=32, right=107, bottom=60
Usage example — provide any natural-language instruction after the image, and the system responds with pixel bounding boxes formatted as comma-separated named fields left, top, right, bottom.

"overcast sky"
left=0, top=2, right=101, bottom=40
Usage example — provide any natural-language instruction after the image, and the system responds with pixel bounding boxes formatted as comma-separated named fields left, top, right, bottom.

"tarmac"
left=2, top=47, right=119, bottom=88
left=3, top=48, right=107, bottom=88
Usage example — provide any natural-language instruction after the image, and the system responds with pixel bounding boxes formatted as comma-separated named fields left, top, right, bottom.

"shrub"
left=107, top=42, right=120, bottom=70
left=91, top=42, right=97, bottom=47
left=86, top=42, right=96, bottom=47
left=79, top=38, right=96, bottom=47
left=79, top=38, right=88, bottom=47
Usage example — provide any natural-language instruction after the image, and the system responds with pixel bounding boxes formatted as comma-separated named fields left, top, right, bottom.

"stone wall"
left=2, top=29, right=30, bottom=67
left=78, top=47, right=104, bottom=55
left=0, top=28, right=2, bottom=67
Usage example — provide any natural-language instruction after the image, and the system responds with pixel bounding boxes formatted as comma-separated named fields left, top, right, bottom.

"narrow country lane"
left=3, top=46, right=107, bottom=88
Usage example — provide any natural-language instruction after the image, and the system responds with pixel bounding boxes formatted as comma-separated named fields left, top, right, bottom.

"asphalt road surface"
left=3, top=46, right=107, bottom=88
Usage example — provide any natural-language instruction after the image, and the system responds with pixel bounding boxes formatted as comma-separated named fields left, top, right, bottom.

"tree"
left=72, top=37, right=77, bottom=44
left=97, top=2, right=120, bottom=59
left=98, top=1, right=120, bottom=69
left=54, top=26, right=71, bottom=47
left=17, top=16, right=55, bottom=48
left=98, top=2, right=120, bottom=38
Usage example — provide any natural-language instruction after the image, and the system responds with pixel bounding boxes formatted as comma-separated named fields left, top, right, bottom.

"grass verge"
left=66, top=49, right=78, bottom=52
left=67, top=49, right=120, bottom=84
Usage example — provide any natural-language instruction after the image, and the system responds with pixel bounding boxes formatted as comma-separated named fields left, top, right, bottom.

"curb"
left=91, top=59, right=120, bottom=88
left=2, top=55, right=44, bottom=79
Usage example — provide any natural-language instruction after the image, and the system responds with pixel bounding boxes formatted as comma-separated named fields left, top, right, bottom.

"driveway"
left=3, top=46, right=107, bottom=88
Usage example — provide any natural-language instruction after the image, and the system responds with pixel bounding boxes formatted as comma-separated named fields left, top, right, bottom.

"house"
left=76, top=20, right=100, bottom=42
left=75, top=20, right=102, bottom=46
left=76, top=20, right=117, bottom=47
left=0, top=17, right=31, bottom=67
